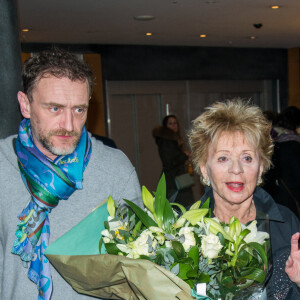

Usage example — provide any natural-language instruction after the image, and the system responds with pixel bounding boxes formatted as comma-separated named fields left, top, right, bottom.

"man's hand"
left=285, top=232, right=300, bottom=287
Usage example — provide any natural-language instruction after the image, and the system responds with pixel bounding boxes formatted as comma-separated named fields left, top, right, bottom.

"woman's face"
left=200, top=131, right=263, bottom=206
left=166, top=117, right=178, bottom=133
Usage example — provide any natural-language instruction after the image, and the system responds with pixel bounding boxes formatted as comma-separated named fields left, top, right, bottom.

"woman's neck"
left=213, top=197, right=256, bottom=225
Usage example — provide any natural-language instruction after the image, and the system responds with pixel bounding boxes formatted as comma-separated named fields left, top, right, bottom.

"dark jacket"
left=201, top=186, right=300, bottom=299
left=263, top=130, right=300, bottom=218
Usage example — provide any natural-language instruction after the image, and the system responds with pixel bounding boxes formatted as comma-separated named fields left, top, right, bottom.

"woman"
left=188, top=100, right=300, bottom=299
left=153, top=115, right=194, bottom=207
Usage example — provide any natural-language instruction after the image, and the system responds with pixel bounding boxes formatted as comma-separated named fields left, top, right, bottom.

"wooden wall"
left=288, top=48, right=300, bottom=108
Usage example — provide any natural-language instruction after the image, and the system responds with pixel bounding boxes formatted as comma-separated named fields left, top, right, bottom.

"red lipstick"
left=226, top=182, right=244, bottom=192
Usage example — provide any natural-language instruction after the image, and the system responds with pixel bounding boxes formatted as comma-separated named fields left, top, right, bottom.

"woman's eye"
left=244, top=155, right=253, bottom=163
left=217, top=156, right=227, bottom=162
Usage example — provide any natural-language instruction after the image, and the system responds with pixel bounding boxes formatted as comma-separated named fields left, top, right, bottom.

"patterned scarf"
left=12, top=118, right=92, bottom=300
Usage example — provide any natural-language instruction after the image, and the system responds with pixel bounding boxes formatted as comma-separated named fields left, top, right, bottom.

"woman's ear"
left=17, top=91, right=31, bottom=118
left=259, top=163, right=264, bottom=178
left=200, top=164, right=207, bottom=178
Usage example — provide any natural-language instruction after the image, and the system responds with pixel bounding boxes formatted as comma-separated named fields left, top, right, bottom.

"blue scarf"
left=12, top=118, right=92, bottom=299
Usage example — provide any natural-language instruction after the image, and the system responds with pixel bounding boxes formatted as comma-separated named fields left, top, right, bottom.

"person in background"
left=0, top=48, right=142, bottom=300
left=153, top=115, right=194, bottom=207
left=189, top=99, right=300, bottom=299
left=263, top=106, right=300, bottom=218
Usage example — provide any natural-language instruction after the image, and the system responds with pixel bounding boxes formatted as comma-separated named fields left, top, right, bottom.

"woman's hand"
left=285, top=232, right=300, bottom=287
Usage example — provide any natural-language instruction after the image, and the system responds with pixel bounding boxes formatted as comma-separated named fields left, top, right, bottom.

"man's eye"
left=74, top=107, right=86, bottom=114
left=50, top=107, right=59, bottom=112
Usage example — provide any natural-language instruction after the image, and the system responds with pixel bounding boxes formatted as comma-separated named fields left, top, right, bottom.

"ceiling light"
left=250, top=36, right=256, bottom=40
left=200, top=34, right=207, bottom=38
left=134, top=15, right=155, bottom=21
left=146, top=32, right=152, bottom=36
left=271, top=5, right=279, bottom=9
left=22, top=28, right=29, bottom=32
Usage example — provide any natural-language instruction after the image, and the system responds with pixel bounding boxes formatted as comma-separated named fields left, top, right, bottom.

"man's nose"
left=59, top=109, right=74, bottom=132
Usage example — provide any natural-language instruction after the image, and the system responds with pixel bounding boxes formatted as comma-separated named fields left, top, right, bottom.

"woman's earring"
left=203, top=177, right=211, bottom=186
left=257, top=177, right=262, bottom=186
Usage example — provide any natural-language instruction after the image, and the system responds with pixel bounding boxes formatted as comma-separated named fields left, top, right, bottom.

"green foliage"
left=123, top=199, right=157, bottom=228
left=154, top=174, right=167, bottom=228
left=100, top=174, right=270, bottom=300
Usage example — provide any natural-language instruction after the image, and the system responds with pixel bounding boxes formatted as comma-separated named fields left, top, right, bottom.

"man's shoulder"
left=0, top=134, right=17, bottom=161
left=90, top=137, right=134, bottom=171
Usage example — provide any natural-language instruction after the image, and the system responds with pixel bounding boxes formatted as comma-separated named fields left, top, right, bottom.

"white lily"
left=242, top=220, right=269, bottom=244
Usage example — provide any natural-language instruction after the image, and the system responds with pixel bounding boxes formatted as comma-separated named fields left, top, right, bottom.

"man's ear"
left=17, top=91, right=31, bottom=118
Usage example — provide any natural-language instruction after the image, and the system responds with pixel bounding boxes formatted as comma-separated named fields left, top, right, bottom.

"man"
left=0, top=48, right=142, bottom=299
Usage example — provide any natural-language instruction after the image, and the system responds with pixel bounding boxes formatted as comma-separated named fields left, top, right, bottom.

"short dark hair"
left=22, top=47, right=94, bottom=101
left=277, top=106, right=300, bottom=131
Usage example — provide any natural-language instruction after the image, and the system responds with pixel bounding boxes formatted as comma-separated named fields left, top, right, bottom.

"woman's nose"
left=229, top=159, right=244, bottom=174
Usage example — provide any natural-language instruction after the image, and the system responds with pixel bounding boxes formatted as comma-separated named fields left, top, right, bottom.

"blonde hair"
left=188, top=99, right=274, bottom=182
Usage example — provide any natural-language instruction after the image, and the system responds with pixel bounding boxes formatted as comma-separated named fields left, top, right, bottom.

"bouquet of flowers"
left=100, top=174, right=270, bottom=300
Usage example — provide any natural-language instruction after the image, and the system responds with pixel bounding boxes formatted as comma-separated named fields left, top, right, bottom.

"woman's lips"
left=226, top=182, right=244, bottom=192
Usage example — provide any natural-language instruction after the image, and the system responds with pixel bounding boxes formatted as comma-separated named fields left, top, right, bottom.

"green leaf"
left=172, top=241, right=186, bottom=258
left=182, top=208, right=209, bottom=225
left=133, top=220, right=142, bottom=237
left=162, top=198, right=176, bottom=233
left=243, top=242, right=268, bottom=270
left=204, top=218, right=234, bottom=242
left=139, top=255, right=153, bottom=262
left=107, top=196, right=115, bottom=217
left=177, top=263, right=192, bottom=280
left=201, top=197, right=210, bottom=209
left=104, top=243, right=121, bottom=255
left=242, top=268, right=266, bottom=283
left=221, top=275, right=234, bottom=289
left=142, top=186, right=155, bottom=214
left=188, top=246, right=199, bottom=267
left=171, top=203, right=187, bottom=214
left=235, top=249, right=250, bottom=268
left=154, top=174, right=167, bottom=227
left=190, top=200, right=201, bottom=210
left=104, top=220, right=109, bottom=230
left=217, top=232, right=225, bottom=246
left=198, top=272, right=210, bottom=284
left=240, top=228, right=251, bottom=240
left=118, top=229, right=130, bottom=242
left=123, top=199, right=158, bottom=228
left=236, top=279, right=255, bottom=290
left=187, top=268, right=198, bottom=278
left=99, top=237, right=104, bottom=254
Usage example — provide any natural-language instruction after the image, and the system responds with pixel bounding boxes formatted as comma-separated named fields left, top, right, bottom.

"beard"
left=34, top=128, right=82, bottom=156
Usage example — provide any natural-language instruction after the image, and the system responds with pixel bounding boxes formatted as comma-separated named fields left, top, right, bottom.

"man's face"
left=18, top=75, right=89, bottom=160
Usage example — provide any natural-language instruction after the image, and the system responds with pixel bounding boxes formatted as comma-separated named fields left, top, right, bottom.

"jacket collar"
left=201, top=186, right=284, bottom=223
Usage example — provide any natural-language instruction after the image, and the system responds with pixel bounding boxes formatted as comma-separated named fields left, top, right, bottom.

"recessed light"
left=200, top=34, right=207, bottom=38
left=22, top=28, right=29, bottom=32
left=134, top=15, right=155, bottom=21
left=146, top=32, right=152, bottom=36
left=250, top=36, right=256, bottom=40
left=271, top=5, right=279, bottom=9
